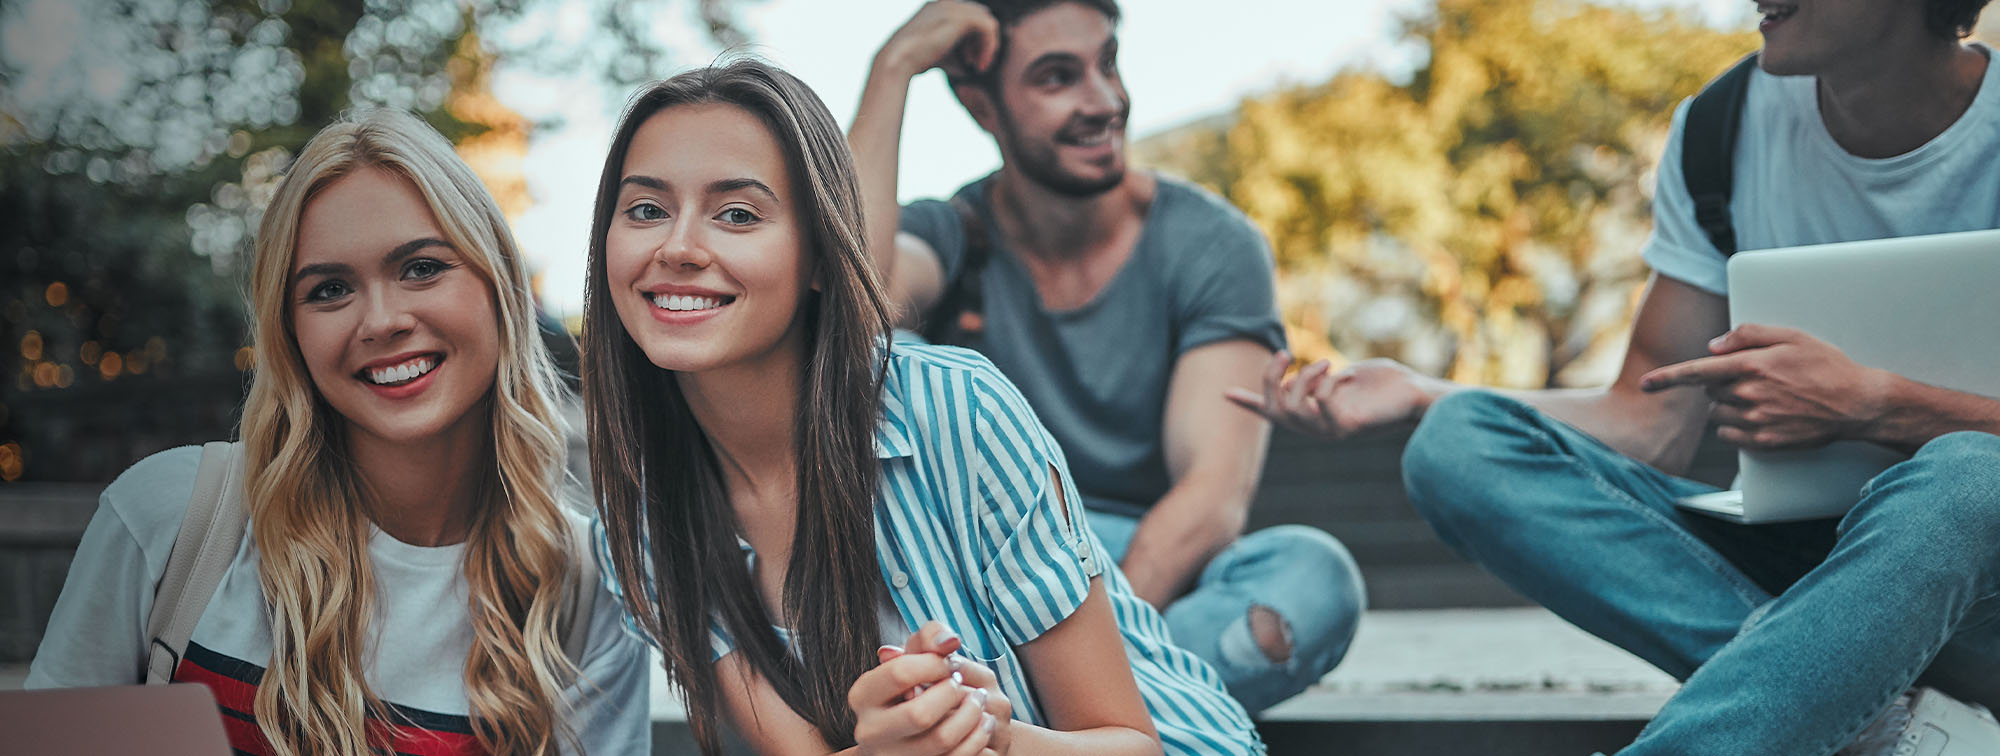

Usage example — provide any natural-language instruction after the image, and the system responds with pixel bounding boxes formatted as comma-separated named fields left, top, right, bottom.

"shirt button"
left=892, top=572, right=909, bottom=589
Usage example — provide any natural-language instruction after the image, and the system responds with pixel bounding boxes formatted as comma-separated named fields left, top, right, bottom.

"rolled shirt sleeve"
left=965, top=363, right=1102, bottom=646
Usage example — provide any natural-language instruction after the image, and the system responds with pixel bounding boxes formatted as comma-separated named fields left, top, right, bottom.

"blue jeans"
left=1403, top=391, right=2000, bottom=756
left=1085, top=509, right=1365, bottom=715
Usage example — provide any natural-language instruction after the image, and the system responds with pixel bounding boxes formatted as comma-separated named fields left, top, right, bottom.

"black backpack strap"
left=918, top=195, right=993, bottom=345
left=1681, top=53, right=1759, bottom=257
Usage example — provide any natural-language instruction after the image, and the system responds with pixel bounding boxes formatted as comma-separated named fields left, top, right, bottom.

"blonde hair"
left=243, top=109, right=577, bottom=756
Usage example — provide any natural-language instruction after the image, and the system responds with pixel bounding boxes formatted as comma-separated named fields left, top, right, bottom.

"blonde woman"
left=28, top=109, right=650, bottom=756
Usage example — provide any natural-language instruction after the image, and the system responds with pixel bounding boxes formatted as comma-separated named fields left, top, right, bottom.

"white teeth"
left=651, top=294, right=727, bottom=312
left=366, top=357, right=435, bottom=386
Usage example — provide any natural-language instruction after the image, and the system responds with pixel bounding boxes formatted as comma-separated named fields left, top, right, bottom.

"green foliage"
left=1140, top=0, right=1756, bottom=388
left=0, top=0, right=749, bottom=480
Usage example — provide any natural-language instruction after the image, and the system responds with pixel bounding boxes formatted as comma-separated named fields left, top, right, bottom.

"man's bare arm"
left=1519, top=274, right=1726, bottom=474
left=848, top=1, right=996, bottom=316
left=1867, top=378, right=2000, bottom=450
left=1228, top=274, right=1727, bottom=477
left=1121, top=340, right=1273, bottom=608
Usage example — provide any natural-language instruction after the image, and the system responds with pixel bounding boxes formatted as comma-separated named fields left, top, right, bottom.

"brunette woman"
left=585, top=60, right=1262, bottom=756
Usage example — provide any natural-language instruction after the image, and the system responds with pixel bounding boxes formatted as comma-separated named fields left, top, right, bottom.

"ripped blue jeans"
left=1085, top=510, right=1365, bottom=715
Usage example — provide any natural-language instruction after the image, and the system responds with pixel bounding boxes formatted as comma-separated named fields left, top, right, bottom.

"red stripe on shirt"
left=174, top=654, right=258, bottom=715
left=372, top=719, right=484, bottom=756
left=174, top=646, right=488, bottom=756
left=218, top=712, right=275, bottom=756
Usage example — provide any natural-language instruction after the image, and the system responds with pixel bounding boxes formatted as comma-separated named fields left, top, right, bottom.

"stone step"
left=642, top=607, right=1678, bottom=755
left=0, top=608, right=1677, bottom=755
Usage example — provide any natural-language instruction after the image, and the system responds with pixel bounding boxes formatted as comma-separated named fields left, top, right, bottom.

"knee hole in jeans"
left=1248, top=604, right=1293, bottom=664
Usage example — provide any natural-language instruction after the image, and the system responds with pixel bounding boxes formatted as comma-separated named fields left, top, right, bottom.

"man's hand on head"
left=877, top=0, right=1001, bottom=82
left=1639, top=323, right=1895, bottom=450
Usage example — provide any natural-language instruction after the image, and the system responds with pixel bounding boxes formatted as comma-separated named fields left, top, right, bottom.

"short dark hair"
left=1926, top=0, right=1991, bottom=37
left=959, top=0, right=1121, bottom=87
left=972, top=0, right=1119, bottom=28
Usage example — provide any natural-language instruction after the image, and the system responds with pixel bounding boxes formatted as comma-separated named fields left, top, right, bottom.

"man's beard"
left=1001, top=112, right=1128, bottom=199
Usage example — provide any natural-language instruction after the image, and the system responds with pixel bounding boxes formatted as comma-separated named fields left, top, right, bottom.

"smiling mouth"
left=358, top=354, right=441, bottom=386
left=1056, top=116, right=1125, bottom=148
left=1758, top=3, right=1797, bottom=23
left=645, top=292, right=736, bottom=312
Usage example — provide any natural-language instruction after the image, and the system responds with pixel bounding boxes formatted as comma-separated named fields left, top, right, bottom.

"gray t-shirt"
left=900, top=174, right=1285, bottom=516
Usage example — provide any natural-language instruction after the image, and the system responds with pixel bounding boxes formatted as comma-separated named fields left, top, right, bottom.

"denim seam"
left=1964, top=589, right=2000, bottom=629
left=1805, top=619, right=1960, bottom=756
left=1516, top=412, right=1771, bottom=612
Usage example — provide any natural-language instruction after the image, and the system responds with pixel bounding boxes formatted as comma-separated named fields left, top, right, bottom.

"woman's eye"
left=624, top=203, right=667, bottom=222
left=305, top=280, right=349, bottom=303
left=404, top=257, right=455, bottom=281
left=721, top=207, right=760, bottom=225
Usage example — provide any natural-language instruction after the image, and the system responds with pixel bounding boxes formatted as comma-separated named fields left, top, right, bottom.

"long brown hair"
left=581, top=60, right=894, bottom=753
left=244, top=109, right=577, bottom=755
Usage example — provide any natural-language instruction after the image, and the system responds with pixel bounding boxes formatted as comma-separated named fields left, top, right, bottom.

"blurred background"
left=0, top=0, right=1827, bottom=484
left=11, top=0, right=1994, bottom=485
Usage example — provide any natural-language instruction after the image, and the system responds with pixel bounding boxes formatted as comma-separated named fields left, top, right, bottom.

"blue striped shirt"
left=599, top=343, right=1263, bottom=755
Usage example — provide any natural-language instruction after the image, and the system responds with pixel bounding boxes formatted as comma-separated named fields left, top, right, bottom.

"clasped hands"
left=1226, top=324, right=1894, bottom=450
left=852, top=622, right=1013, bottom=756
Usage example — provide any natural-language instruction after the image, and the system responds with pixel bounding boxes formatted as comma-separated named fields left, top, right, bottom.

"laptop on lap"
left=1675, top=228, right=2000, bottom=524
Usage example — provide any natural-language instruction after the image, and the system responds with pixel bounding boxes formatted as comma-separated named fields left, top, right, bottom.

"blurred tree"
left=0, top=0, right=751, bottom=481
left=1137, top=0, right=1756, bottom=389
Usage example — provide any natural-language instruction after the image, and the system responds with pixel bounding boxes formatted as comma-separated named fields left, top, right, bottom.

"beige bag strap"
left=559, top=516, right=600, bottom=666
left=146, top=441, right=246, bottom=684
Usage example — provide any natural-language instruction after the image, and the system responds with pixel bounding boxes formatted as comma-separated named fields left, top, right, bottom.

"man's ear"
left=950, top=81, right=1003, bottom=137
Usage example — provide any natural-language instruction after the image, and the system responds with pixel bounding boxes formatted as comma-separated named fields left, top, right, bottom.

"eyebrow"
left=1023, top=51, right=1084, bottom=74
left=291, top=237, right=454, bottom=288
left=620, top=175, right=667, bottom=192
left=708, top=178, right=779, bottom=203
left=619, top=175, right=779, bottom=203
left=1023, top=36, right=1118, bottom=75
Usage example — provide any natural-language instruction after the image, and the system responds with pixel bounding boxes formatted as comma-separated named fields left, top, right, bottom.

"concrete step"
left=642, top=607, right=1677, bottom=755
left=0, top=608, right=1677, bottom=755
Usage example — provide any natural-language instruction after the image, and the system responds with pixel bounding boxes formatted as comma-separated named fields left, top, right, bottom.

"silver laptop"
left=0, top=684, right=231, bottom=755
left=1675, top=228, right=2000, bottom=524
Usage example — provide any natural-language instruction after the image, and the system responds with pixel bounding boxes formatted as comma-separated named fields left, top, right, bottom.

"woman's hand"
left=894, top=622, right=1014, bottom=755
left=946, top=654, right=1012, bottom=755
left=854, top=623, right=1004, bottom=756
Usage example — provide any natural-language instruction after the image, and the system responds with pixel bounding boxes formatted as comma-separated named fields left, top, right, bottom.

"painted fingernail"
left=981, top=713, right=996, bottom=732
left=934, top=626, right=958, bottom=646
left=951, top=671, right=964, bottom=687
left=972, top=688, right=988, bottom=707
left=949, top=655, right=964, bottom=674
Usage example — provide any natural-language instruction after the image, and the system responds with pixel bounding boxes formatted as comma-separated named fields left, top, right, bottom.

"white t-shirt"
left=26, top=445, right=653, bottom=756
left=1643, top=43, right=2000, bottom=295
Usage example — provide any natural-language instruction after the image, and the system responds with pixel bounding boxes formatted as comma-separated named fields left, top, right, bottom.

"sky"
left=499, top=0, right=1752, bottom=318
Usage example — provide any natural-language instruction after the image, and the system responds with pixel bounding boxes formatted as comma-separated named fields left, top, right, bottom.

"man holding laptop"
left=1229, top=0, right=2000, bottom=752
